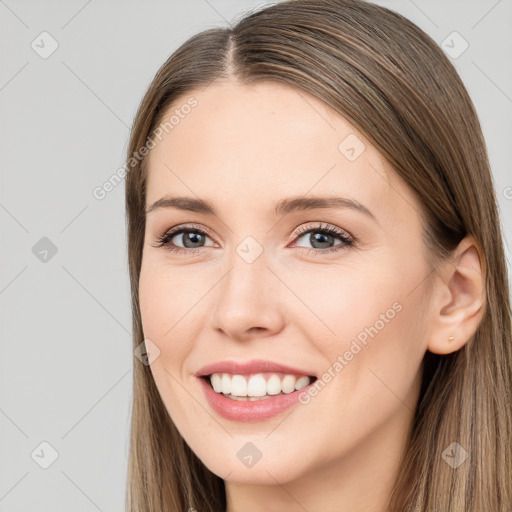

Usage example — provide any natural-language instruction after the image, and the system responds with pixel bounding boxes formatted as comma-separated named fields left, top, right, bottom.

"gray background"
left=0, top=0, right=510, bottom=510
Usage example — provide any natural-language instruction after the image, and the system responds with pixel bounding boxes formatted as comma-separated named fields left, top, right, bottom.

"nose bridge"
left=226, top=241, right=268, bottom=298
left=210, top=239, right=284, bottom=338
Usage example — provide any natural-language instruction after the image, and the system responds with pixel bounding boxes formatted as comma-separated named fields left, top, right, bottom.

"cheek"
left=277, top=259, right=402, bottom=351
left=138, top=263, right=197, bottom=389
left=291, top=256, right=428, bottom=401
left=138, top=259, right=200, bottom=342
left=138, top=266, right=199, bottom=431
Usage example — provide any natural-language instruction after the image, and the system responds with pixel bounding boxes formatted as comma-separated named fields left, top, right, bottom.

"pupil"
left=311, top=232, right=332, bottom=249
left=185, top=232, right=203, bottom=248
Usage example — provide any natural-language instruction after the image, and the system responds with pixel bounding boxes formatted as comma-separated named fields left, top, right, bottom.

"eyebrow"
left=145, top=195, right=377, bottom=222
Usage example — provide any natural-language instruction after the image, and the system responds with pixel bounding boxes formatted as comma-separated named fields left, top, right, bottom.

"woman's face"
left=139, top=80, right=433, bottom=485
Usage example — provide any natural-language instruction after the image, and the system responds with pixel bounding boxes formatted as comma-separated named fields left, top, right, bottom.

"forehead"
left=144, top=80, right=420, bottom=224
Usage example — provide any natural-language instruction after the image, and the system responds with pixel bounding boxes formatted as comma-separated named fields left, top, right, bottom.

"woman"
left=124, top=0, right=512, bottom=510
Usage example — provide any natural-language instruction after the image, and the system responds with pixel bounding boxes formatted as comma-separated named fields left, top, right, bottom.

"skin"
left=138, top=80, right=485, bottom=512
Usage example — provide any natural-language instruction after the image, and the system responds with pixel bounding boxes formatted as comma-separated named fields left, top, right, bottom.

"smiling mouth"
left=200, top=374, right=318, bottom=402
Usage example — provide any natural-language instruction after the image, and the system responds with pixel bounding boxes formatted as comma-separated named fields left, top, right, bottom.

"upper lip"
left=196, top=359, right=316, bottom=377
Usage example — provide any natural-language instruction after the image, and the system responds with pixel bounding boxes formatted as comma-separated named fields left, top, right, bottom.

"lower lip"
left=197, top=376, right=316, bottom=422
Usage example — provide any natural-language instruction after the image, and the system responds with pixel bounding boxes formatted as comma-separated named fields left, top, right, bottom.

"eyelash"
left=152, top=222, right=355, bottom=256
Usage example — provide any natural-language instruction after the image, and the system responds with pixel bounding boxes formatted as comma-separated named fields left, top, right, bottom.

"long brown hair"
left=124, top=0, right=512, bottom=510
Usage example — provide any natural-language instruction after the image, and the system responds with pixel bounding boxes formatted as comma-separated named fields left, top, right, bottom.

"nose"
left=210, top=249, right=286, bottom=342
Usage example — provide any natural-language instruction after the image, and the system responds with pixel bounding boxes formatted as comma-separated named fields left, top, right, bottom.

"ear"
left=427, top=235, right=486, bottom=355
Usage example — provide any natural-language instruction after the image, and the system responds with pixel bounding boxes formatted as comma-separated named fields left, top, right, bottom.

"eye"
left=152, top=222, right=355, bottom=256
left=289, top=222, right=355, bottom=255
left=151, top=224, right=217, bottom=255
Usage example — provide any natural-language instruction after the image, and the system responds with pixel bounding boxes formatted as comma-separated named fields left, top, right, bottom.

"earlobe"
left=427, top=236, right=486, bottom=355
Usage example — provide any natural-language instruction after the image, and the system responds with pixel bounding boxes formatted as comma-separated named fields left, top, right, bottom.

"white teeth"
left=211, top=373, right=222, bottom=393
left=208, top=372, right=313, bottom=398
left=266, top=374, right=282, bottom=395
left=295, top=376, right=310, bottom=391
left=247, top=374, right=267, bottom=397
left=230, top=375, right=248, bottom=396
left=282, top=374, right=297, bottom=394
left=221, top=374, right=231, bottom=395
